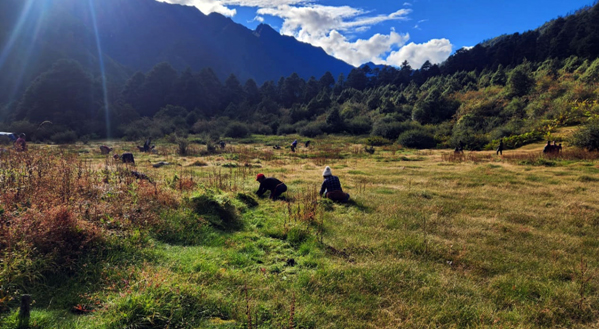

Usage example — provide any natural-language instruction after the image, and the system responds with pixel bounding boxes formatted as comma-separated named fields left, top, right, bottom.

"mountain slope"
left=0, top=0, right=353, bottom=105
left=441, top=2, right=599, bottom=74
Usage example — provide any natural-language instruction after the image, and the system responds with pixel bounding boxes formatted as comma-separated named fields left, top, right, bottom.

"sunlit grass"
left=1, top=136, right=599, bottom=328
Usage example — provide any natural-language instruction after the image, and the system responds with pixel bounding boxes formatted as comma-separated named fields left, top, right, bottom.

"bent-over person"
left=14, top=133, right=27, bottom=152
left=320, top=166, right=350, bottom=202
left=255, top=173, right=287, bottom=200
left=542, top=141, right=553, bottom=154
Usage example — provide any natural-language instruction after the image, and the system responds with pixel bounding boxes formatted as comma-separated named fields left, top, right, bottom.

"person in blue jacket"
left=319, top=166, right=350, bottom=202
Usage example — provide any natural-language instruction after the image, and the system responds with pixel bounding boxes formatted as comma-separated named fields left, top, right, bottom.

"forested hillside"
left=0, top=0, right=352, bottom=120
left=2, top=1, right=599, bottom=150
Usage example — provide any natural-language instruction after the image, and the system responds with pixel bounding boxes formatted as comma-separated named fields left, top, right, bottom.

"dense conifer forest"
left=1, top=1, right=599, bottom=150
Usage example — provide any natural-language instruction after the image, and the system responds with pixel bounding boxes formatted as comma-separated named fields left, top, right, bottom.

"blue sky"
left=159, top=0, right=596, bottom=68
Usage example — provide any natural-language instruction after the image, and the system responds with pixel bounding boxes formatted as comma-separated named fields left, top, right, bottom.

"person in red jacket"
left=14, top=133, right=27, bottom=152
left=255, top=173, right=287, bottom=200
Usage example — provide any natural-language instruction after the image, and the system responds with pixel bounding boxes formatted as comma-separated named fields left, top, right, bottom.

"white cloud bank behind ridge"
left=157, top=0, right=453, bottom=68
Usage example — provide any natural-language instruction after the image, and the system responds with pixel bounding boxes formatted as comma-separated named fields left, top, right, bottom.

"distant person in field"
left=100, top=145, right=113, bottom=155
left=454, top=141, right=464, bottom=154
left=320, top=166, right=350, bottom=202
left=121, top=152, right=135, bottom=164
left=558, top=143, right=563, bottom=153
left=255, top=173, right=287, bottom=200
left=291, top=139, right=298, bottom=152
left=496, top=139, right=504, bottom=155
left=14, top=133, right=27, bottom=152
left=305, top=140, right=311, bottom=148
left=543, top=141, right=554, bottom=154
left=137, top=138, right=154, bottom=152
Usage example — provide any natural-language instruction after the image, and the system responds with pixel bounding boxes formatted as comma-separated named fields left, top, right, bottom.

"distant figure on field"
left=14, top=133, right=27, bottom=152
left=219, top=141, right=226, bottom=149
left=137, top=138, right=154, bottom=152
left=131, top=170, right=152, bottom=183
left=454, top=140, right=464, bottom=154
left=320, top=166, right=350, bottom=202
left=273, top=145, right=281, bottom=150
left=121, top=152, right=135, bottom=164
left=558, top=143, right=563, bottom=153
left=305, top=140, right=311, bottom=148
left=255, top=173, right=287, bottom=200
left=543, top=141, right=554, bottom=154
left=291, top=139, right=298, bottom=152
left=100, top=145, right=113, bottom=155
left=496, top=139, right=504, bottom=155
left=152, top=161, right=170, bottom=168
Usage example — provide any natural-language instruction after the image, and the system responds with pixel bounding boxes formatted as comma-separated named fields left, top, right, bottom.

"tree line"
left=1, top=2, right=598, bottom=149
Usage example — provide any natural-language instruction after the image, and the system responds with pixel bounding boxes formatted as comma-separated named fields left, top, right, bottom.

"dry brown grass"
left=502, top=149, right=599, bottom=162
left=0, top=149, right=178, bottom=266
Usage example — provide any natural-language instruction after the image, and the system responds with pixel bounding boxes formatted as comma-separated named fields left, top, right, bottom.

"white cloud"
left=222, top=0, right=306, bottom=6
left=414, top=19, right=428, bottom=30
left=156, top=0, right=453, bottom=68
left=158, top=0, right=306, bottom=15
left=257, top=5, right=410, bottom=37
left=156, top=0, right=236, bottom=16
left=256, top=5, right=411, bottom=66
left=251, top=16, right=265, bottom=23
left=386, top=38, right=453, bottom=68
left=302, top=30, right=410, bottom=66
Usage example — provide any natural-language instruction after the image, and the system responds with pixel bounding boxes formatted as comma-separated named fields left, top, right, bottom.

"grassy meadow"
left=1, top=135, right=599, bottom=328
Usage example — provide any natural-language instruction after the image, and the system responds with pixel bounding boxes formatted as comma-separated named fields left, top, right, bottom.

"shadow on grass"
left=20, top=238, right=156, bottom=312
left=341, top=199, right=372, bottom=213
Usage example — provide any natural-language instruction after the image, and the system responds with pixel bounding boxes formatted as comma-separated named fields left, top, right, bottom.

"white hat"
left=322, top=166, right=332, bottom=177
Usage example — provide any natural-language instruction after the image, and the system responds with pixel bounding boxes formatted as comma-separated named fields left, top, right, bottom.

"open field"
left=2, top=136, right=599, bottom=328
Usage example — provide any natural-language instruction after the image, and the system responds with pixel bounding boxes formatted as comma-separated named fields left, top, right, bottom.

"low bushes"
left=487, top=131, right=544, bottom=150
left=571, top=121, right=599, bottom=151
left=299, top=122, right=327, bottom=137
left=397, top=129, right=437, bottom=149
left=366, top=136, right=392, bottom=146
left=277, top=124, right=296, bottom=135
left=224, top=122, right=250, bottom=138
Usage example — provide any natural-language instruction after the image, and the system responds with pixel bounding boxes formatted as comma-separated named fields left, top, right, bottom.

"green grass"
left=2, top=137, right=599, bottom=328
